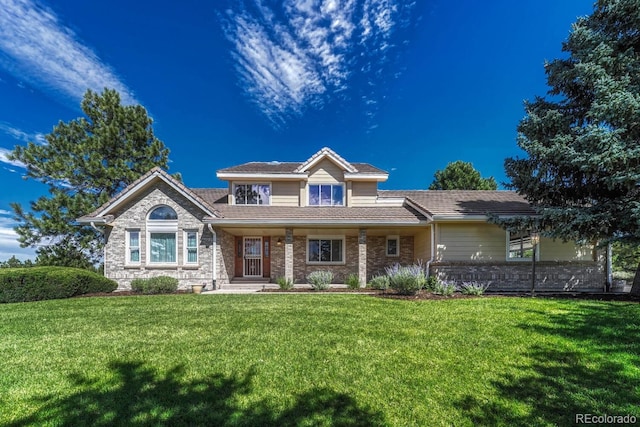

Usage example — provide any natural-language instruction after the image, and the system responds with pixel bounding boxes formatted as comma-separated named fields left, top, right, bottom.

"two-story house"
left=78, top=147, right=606, bottom=291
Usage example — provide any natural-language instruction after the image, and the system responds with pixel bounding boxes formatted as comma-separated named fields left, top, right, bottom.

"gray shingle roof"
left=378, top=190, right=535, bottom=216
left=217, top=161, right=386, bottom=175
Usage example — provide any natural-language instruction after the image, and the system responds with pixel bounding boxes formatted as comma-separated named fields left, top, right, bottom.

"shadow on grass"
left=9, top=361, right=384, bottom=427
left=458, top=301, right=640, bottom=426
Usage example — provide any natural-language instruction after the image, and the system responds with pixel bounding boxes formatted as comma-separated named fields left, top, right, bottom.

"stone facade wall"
left=431, top=261, right=606, bottom=292
left=215, top=228, right=235, bottom=285
left=366, top=236, right=414, bottom=278
left=104, top=182, right=213, bottom=290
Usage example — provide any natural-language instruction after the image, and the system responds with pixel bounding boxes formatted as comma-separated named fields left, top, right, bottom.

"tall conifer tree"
left=9, top=88, right=173, bottom=267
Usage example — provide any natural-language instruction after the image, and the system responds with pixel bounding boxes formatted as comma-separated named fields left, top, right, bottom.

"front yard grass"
left=1, top=295, right=639, bottom=426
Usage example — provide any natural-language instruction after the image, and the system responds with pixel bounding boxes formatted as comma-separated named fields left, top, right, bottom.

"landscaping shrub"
left=276, top=276, right=294, bottom=290
left=425, top=275, right=439, bottom=292
left=130, top=276, right=178, bottom=294
left=459, top=281, right=490, bottom=295
left=345, top=273, right=361, bottom=289
left=433, top=280, right=457, bottom=296
left=367, top=275, right=389, bottom=290
left=385, top=263, right=427, bottom=295
left=307, top=271, right=333, bottom=290
left=0, top=267, right=117, bottom=303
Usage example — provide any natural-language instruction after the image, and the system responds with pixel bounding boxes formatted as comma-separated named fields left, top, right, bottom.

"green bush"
left=459, top=281, right=489, bottom=295
left=367, top=275, right=389, bottom=290
left=130, top=276, right=178, bottom=294
left=345, top=273, right=361, bottom=289
left=276, top=276, right=294, bottom=290
left=433, top=280, right=457, bottom=296
left=425, top=275, right=439, bottom=292
left=307, top=271, right=333, bottom=290
left=385, top=263, right=427, bottom=295
left=0, top=267, right=117, bottom=303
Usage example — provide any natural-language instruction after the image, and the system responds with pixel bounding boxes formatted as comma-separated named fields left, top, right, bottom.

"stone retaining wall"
left=430, top=261, right=606, bottom=292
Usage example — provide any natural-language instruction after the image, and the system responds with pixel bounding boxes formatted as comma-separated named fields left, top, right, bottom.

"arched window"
left=149, top=205, right=178, bottom=220
left=147, top=205, right=178, bottom=264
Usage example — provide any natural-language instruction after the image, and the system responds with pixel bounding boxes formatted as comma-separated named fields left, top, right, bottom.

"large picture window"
left=308, top=184, right=343, bottom=206
left=147, top=205, right=178, bottom=264
left=307, top=237, right=344, bottom=263
left=507, top=231, right=538, bottom=261
left=234, top=184, right=270, bottom=205
left=150, top=233, right=177, bottom=263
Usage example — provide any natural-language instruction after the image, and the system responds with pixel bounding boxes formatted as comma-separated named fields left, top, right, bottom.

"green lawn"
left=1, top=295, right=639, bottom=426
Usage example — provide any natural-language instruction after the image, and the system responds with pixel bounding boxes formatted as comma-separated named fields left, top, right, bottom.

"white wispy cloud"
left=0, top=147, right=25, bottom=168
left=0, top=0, right=137, bottom=105
left=0, top=209, right=36, bottom=261
left=0, top=122, right=46, bottom=144
left=223, top=0, right=415, bottom=126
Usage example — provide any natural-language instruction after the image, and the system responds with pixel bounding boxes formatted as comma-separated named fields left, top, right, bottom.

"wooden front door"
left=234, top=236, right=243, bottom=277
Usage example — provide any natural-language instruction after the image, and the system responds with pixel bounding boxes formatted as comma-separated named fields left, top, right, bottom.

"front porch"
left=214, top=226, right=431, bottom=286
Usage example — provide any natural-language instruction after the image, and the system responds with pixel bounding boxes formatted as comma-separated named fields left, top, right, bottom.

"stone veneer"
left=104, top=182, right=214, bottom=290
left=366, top=235, right=414, bottom=277
left=430, top=261, right=605, bottom=292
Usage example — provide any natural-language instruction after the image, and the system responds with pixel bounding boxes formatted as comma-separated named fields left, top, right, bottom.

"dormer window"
left=234, top=184, right=270, bottom=205
left=309, top=184, right=344, bottom=206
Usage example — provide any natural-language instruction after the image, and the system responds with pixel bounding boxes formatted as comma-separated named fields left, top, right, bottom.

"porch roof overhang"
left=202, top=205, right=428, bottom=227
left=203, top=217, right=428, bottom=227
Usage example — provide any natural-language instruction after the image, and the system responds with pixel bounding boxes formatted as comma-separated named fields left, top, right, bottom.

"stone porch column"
left=285, top=228, right=294, bottom=282
left=358, top=228, right=367, bottom=287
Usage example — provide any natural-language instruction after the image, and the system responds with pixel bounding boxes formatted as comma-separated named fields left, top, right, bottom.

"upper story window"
left=148, top=205, right=178, bottom=220
left=234, top=184, right=270, bottom=205
left=308, top=184, right=344, bottom=206
left=507, top=230, right=539, bottom=261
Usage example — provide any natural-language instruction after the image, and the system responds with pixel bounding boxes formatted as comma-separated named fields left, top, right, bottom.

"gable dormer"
left=216, top=147, right=388, bottom=207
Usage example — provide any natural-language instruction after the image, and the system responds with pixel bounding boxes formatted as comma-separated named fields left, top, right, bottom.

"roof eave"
left=216, top=172, right=307, bottom=180
left=344, top=173, right=388, bottom=182
left=203, top=218, right=427, bottom=226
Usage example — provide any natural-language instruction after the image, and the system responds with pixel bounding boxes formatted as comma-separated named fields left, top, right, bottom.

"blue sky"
left=0, top=0, right=593, bottom=261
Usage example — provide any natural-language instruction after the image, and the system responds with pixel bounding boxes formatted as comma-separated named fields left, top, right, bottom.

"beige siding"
left=436, top=223, right=505, bottom=261
left=350, top=181, right=378, bottom=206
left=414, top=227, right=432, bottom=262
left=271, top=181, right=300, bottom=206
left=540, top=237, right=594, bottom=261
left=307, top=159, right=344, bottom=183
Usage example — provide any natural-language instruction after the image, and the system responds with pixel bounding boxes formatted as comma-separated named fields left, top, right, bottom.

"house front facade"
left=78, top=147, right=606, bottom=292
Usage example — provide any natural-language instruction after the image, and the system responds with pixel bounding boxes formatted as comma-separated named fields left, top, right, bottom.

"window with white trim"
left=308, top=184, right=344, bottom=206
left=234, top=184, right=270, bottom=205
left=386, top=235, right=399, bottom=257
left=126, top=230, right=140, bottom=264
left=307, top=237, right=344, bottom=263
left=184, top=230, right=198, bottom=264
left=147, top=205, right=178, bottom=264
left=507, top=231, right=538, bottom=261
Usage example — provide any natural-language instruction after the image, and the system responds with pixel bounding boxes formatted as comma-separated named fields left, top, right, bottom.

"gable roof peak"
left=294, top=147, right=358, bottom=173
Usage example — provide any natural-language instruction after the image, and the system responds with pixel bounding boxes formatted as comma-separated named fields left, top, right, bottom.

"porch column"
left=358, top=228, right=367, bottom=287
left=285, top=228, right=294, bottom=282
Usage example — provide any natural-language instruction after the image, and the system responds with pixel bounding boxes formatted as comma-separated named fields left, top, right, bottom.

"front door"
left=244, top=237, right=262, bottom=277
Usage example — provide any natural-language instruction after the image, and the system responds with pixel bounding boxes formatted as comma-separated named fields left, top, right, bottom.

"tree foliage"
left=500, top=0, right=640, bottom=244
left=429, top=160, right=497, bottom=190
left=9, top=88, right=174, bottom=266
left=497, top=0, right=640, bottom=291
